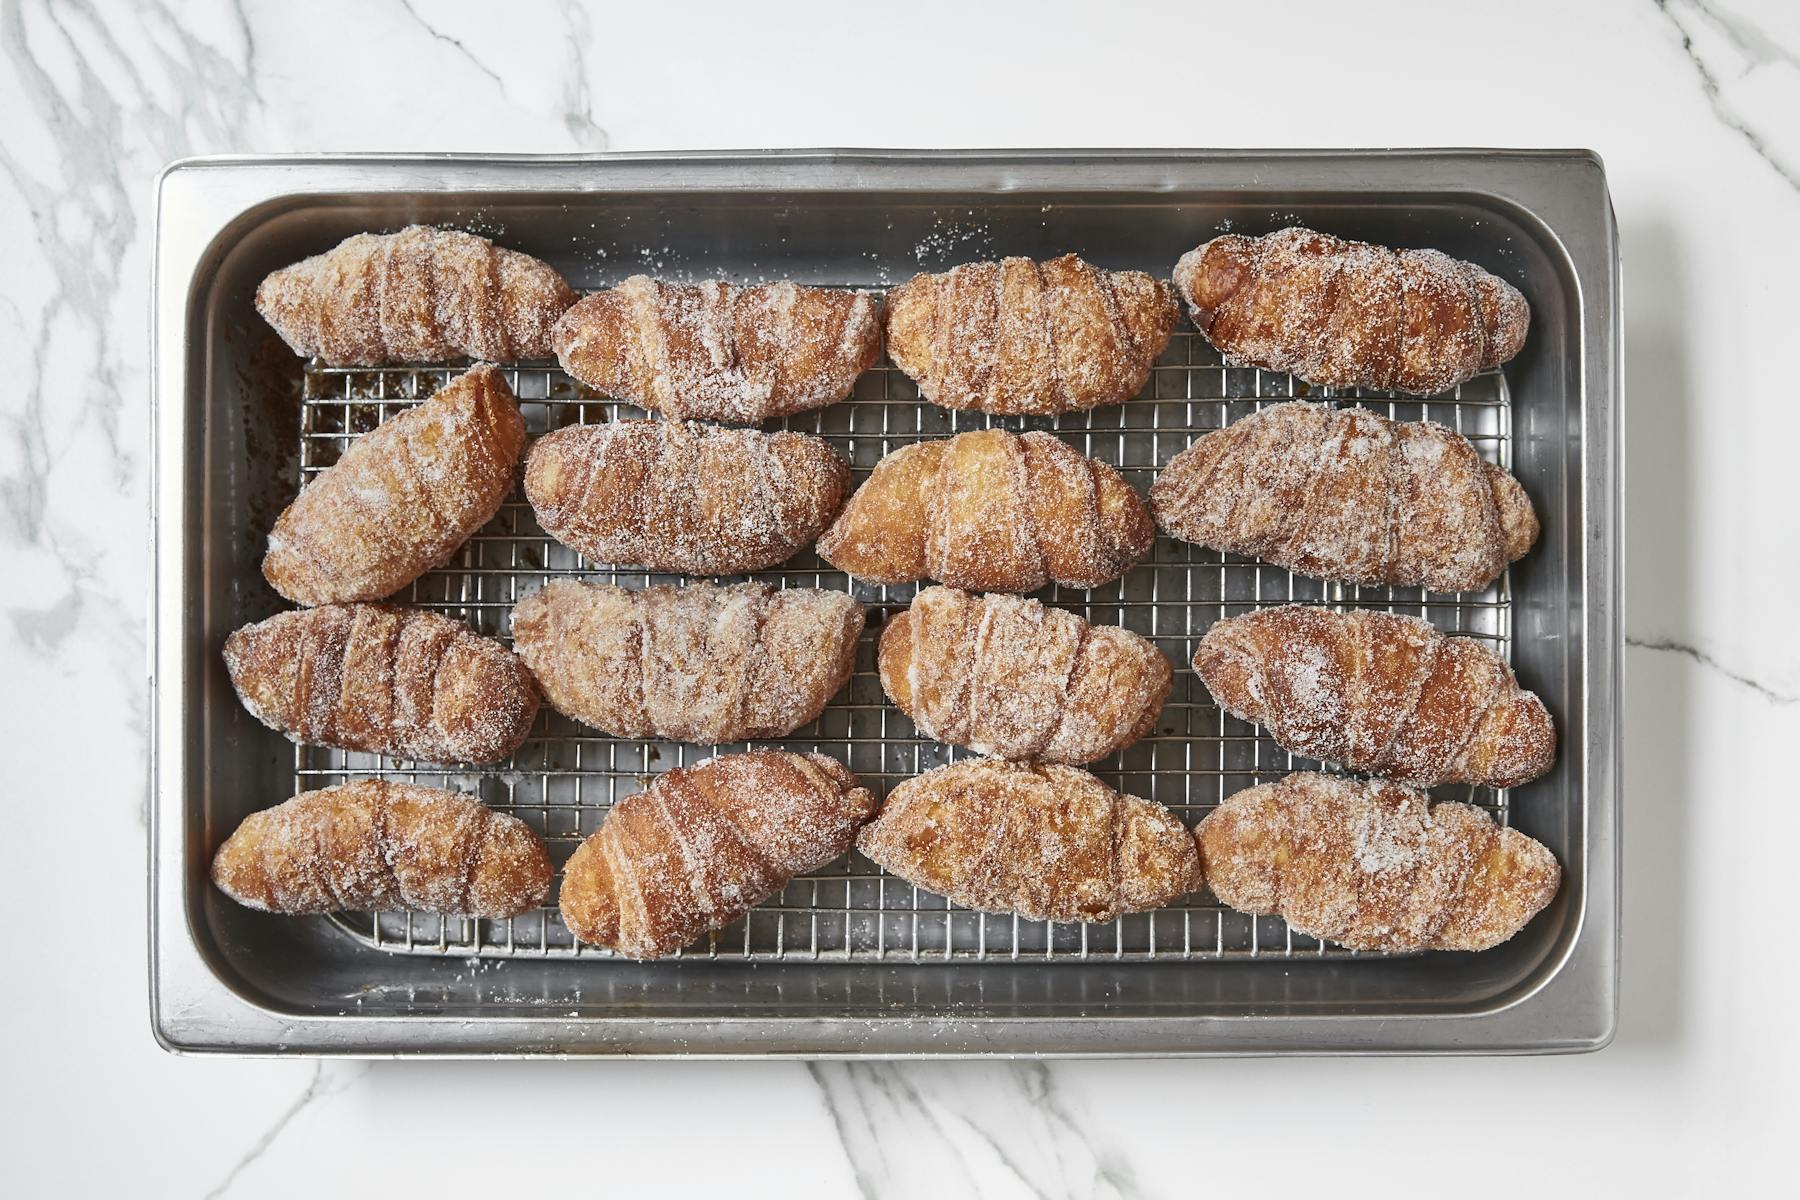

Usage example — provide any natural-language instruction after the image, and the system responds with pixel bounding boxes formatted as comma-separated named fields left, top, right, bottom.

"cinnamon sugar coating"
left=558, top=751, right=876, bottom=959
left=256, top=225, right=576, bottom=365
left=224, top=603, right=540, bottom=766
left=512, top=579, right=863, bottom=744
left=553, top=277, right=881, bottom=423
left=885, top=254, right=1178, bottom=415
left=1174, top=227, right=1529, bottom=395
left=524, top=419, right=849, bottom=575
left=879, top=587, right=1170, bottom=765
left=1195, top=606, right=1555, bottom=789
left=816, top=429, right=1153, bottom=592
left=1196, top=772, right=1561, bottom=952
left=857, top=758, right=1201, bottom=923
left=1149, top=402, right=1538, bottom=593
left=211, top=781, right=552, bottom=918
left=263, top=363, right=526, bottom=606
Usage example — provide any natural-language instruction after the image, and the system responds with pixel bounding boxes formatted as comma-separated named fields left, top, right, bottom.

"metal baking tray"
left=150, top=150, right=1620, bottom=1056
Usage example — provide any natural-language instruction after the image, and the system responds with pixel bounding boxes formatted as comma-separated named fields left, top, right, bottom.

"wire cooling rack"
left=293, top=319, right=1516, bottom=962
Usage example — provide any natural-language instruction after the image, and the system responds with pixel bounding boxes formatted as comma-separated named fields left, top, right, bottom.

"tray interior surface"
left=177, top=172, right=1594, bottom=1040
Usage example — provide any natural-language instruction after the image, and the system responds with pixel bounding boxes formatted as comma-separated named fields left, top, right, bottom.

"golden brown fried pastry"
left=878, top=587, right=1169, bottom=764
left=1149, top=402, right=1537, bottom=593
left=816, top=429, right=1153, bottom=592
left=552, top=276, right=881, bottom=423
left=1195, top=772, right=1560, bottom=952
left=858, top=758, right=1199, bottom=923
left=558, top=750, right=876, bottom=959
left=211, top=781, right=552, bottom=918
left=224, top=603, right=539, bottom=765
left=524, top=419, right=849, bottom=574
left=884, top=254, right=1178, bottom=414
left=511, top=579, right=864, bottom=744
left=1174, top=226, right=1529, bottom=395
left=256, top=225, right=576, bottom=365
left=1194, top=606, right=1554, bottom=789
left=263, top=363, right=525, bottom=606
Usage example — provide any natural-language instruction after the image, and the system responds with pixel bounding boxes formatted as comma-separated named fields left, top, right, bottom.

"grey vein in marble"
left=557, top=0, right=609, bottom=150
left=1627, top=635, right=1798, bottom=704
left=0, top=0, right=264, bottom=818
left=395, top=0, right=507, bottom=95
left=1654, top=0, right=1800, bottom=189
left=1677, top=0, right=1800, bottom=73
left=808, top=1063, right=1140, bottom=1200
left=227, top=0, right=258, bottom=81
left=0, top=0, right=258, bottom=516
left=1012, top=1064, right=1139, bottom=1199
left=203, top=1062, right=370, bottom=1199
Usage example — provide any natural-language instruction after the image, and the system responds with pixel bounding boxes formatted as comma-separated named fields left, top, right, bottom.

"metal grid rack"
left=293, top=318, right=1516, bottom=963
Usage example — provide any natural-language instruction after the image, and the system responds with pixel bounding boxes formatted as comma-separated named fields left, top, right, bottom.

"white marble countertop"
left=3, top=0, right=1797, bottom=1194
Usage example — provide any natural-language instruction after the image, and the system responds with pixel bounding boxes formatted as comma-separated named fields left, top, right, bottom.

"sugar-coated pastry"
left=817, top=429, right=1153, bottom=592
left=1149, top=402, right=1537, bottom=593
left=1196, top=772, right=1560, bottom=952
left=885, top=254, right=1177, bottom=414
left=511, top=579, right=863, bottom=744
left=256, top=225, right=575, bottom=365
left=1173, top=226, right=1528, bottom=395
left=263, top=363, right=525, bottom=606
left=857, top=758, right=1200, bottom=923
left=212, top=781, right=552, bottom=918
left=524, top=419, right=849, bottom=575
left=553, top=276, right=880, bottom=423
left=878, top=587, right=1169, bottom=764
left=558, top=751, right=876, bottom=959
left=1194, top=606, right=1554, bottom=789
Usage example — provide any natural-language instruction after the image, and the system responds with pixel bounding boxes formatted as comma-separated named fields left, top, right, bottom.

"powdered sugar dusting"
left=1351, top=804, right=1422, bottom=875
left=911, top=216, right=995, bottom=265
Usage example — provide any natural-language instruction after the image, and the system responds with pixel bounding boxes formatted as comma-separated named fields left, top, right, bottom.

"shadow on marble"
left=1614, top=216, right=1694, bottom=1057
